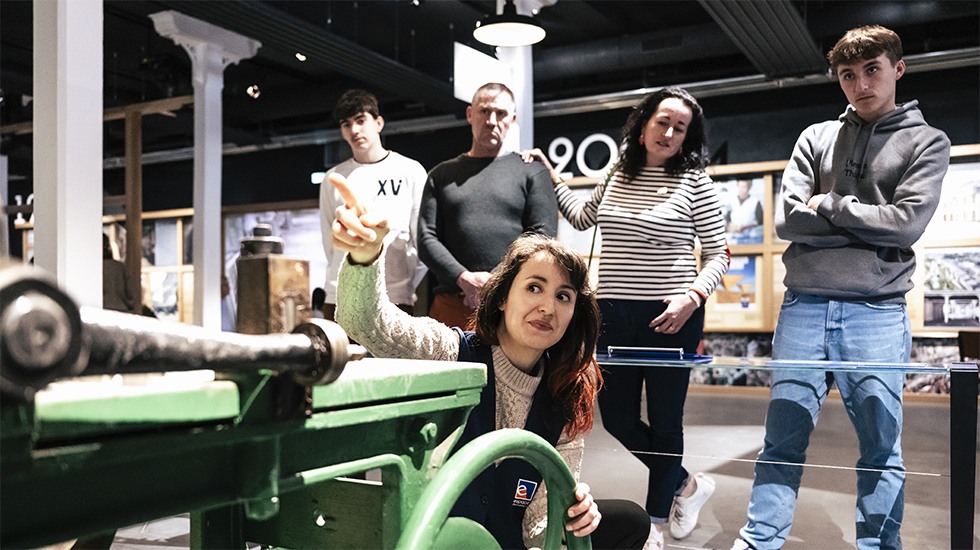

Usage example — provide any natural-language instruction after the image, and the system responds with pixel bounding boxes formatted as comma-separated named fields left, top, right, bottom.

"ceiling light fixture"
left=295, top=52, right=307, bottom=62
left=473, top=0, right=546, bottom=47
left=246, top=84, right=261, bottom=99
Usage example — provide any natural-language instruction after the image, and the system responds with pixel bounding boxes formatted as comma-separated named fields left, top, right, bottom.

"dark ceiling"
left=2, top=0, right=979, bottom=182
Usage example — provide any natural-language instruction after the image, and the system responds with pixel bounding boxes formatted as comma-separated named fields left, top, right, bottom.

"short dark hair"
left=473, top=232, right=601, bottom=440
left=618, top=86, right=709, bottom=180
left=333, top=89, right=380, bottom=125
left=828, top=25, right=903, bottom=69
left=472, top=82, right=515, bottom=108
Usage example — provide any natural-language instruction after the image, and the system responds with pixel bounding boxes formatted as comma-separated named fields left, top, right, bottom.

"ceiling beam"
left=1, top=95, right=195, bottom=135
left=97, top=47, right=979, bottom=167
left=535, top=47, right=979, bottom=117
left=698, top=0, right=827, bottom=78
left=534, top=23, right=740, bottom=81
left=155, top=0, right=462, bottom=114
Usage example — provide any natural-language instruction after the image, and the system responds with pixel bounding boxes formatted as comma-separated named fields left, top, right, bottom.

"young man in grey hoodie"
left=731, top=26, right=950, bottom=550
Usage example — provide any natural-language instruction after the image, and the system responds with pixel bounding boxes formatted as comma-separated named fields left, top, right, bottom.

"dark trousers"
left=591, top=499, right=651, bottom=549
left=596, top=298, right=704, bottom=520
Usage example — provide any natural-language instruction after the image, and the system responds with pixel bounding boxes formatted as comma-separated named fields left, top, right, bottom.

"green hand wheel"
left=396, top=429, right=592, bottom=550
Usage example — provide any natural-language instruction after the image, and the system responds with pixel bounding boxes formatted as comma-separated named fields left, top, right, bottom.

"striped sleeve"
left=690, top=171, right=730, bottom=300
left=553, top=171, right=616, bottom=231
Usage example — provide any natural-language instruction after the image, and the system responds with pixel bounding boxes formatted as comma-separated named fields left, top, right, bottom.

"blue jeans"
left=596, top=299, right=704, bottom=521
left=740, top=291, right=909, bottom=550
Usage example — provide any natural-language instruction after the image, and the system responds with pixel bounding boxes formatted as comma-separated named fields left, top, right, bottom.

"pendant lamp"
left=473, top=0, right=546, bottom=47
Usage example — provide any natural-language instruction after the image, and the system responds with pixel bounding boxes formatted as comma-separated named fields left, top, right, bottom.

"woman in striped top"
left=522, top=87, right=730, bottom=549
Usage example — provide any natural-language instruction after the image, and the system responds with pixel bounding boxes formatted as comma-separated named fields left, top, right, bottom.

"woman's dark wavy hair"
left=474, top=233, right=602, bottom=439
left=617, top=86, right=709, bottom=180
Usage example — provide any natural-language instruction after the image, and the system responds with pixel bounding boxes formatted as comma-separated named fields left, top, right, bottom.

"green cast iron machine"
left=0, top=262, right=589, bottom=550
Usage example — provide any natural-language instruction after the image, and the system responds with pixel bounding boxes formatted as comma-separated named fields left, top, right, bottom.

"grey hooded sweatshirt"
left=775, top=100, right=951, bottom=303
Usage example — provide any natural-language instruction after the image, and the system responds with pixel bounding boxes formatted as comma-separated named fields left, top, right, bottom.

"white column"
left=33, top=0, right=103, bottom=308
left=150, top=11, right=260, bottom=329
left=496, top=45, right=535, bottom=151
left=188, top=41, right=228, bottom=330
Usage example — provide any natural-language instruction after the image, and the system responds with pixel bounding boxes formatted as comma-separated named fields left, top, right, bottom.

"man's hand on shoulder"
left=457, top=271, right=492, bottom=309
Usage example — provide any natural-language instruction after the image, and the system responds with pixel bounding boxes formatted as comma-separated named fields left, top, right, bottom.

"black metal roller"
left=0, top=263, right=362, bottom=396
left=0, top=264, right=88, bottom=400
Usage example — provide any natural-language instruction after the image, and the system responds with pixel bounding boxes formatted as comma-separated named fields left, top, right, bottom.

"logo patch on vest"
left=513, top=479, right=538, bottom=507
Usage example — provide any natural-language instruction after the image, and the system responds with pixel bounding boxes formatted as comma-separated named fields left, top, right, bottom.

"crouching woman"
left=329, top=174, right=649, bottom=549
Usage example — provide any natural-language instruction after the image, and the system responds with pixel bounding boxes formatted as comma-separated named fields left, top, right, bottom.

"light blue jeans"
left=740, top=291, right=909, bottom=550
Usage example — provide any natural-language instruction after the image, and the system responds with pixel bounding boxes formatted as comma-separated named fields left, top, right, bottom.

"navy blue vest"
left=449, top=329, right=567, bottom=550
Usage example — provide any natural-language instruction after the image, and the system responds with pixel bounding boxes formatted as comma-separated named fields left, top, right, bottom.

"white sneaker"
left=668, top=472, right=716, bottom=539
left=642, top=522, right=664, bottom=550
left=730, top=538, right=754, bottom=550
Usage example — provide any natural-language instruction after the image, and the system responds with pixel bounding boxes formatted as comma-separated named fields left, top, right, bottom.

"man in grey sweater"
left=732, top=25, right=950, bottom=550
left=418, top=82, right=557, bottom=328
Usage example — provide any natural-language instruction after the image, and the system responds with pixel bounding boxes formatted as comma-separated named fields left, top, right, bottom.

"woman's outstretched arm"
left=331, top=173, right=459, bottom=361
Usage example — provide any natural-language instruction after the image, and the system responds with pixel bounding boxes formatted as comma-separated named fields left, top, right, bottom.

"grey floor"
left=106, top=388, right=978, bottom=550
left=582, top=388, right=974, bottom=550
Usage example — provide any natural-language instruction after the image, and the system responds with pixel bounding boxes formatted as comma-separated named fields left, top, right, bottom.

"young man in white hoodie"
left=731, top=26, right=950, bottom=550
left=319, top=89, right=427, bottom=320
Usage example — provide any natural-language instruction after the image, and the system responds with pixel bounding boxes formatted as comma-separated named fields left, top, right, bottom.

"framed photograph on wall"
left=921, top=162, right=980, bottom=244
left=132, top=213, right=193, bottom=323
left=922, top=246, right=980, bottom=329
left=705, top=255, right=766, bottom=330
left=716, top=176, right=765, bottom=245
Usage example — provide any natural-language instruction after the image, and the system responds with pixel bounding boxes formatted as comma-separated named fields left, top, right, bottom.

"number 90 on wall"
left=547, top=133, right=619, bottom=180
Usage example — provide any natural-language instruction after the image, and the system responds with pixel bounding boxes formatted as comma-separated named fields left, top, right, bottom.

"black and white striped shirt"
left=555, top=167, right=730, bottom=301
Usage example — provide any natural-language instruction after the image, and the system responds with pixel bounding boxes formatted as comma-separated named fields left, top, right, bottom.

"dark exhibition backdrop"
left=88, top=66, right=978, bottom=213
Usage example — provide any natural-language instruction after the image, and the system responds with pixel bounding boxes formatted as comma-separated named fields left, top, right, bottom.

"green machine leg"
left=192, top=506, right=247, bottom=550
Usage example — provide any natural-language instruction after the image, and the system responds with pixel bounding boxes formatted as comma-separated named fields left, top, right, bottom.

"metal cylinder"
left=0, top=264, right=88, bottom=400
left=0, top=264, right=359, bottom=398
left=240, top=223, right=284, bottom=257
left=79, top=307, right=353, bottom=383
